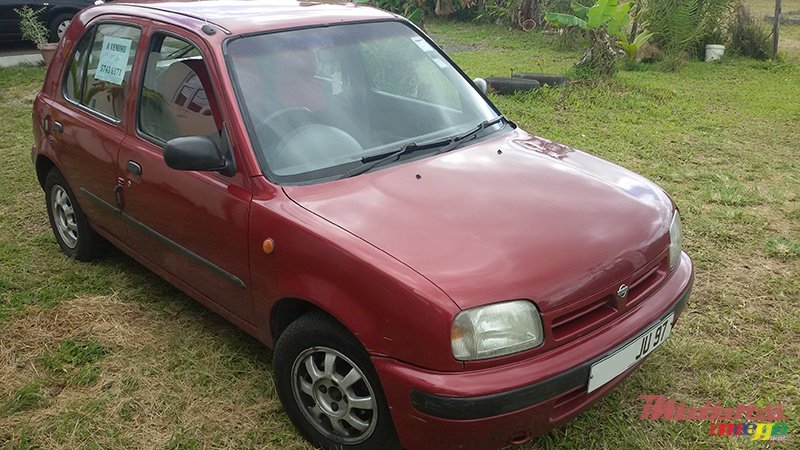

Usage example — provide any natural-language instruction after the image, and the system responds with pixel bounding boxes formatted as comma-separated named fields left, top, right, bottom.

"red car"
left=31, top=1, right=694, bottom=449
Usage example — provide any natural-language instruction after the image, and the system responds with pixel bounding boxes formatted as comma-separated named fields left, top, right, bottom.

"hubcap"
left=291, top=347, right=377, bottom=444
left=57, top=20, right=70, bottom=40
left=51, top=185, right=78, bottom=248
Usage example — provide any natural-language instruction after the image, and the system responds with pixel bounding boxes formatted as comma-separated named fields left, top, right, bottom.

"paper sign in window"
left=95, top=36, right=132, bottom=85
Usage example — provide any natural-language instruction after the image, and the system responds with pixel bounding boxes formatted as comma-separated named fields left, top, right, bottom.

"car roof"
left=97, top=0, right=397, bottom=36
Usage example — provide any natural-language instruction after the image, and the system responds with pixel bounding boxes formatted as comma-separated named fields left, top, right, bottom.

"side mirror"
left=473, top=77, right=488, bottom=95
left=163, top=136, right=234, bottom=176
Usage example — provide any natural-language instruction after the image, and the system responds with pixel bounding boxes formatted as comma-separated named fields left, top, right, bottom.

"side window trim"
left=61, top=20, right=143, bottom=126
left=77, top=28, right=95, bottom=104
left=61, top=25, right=96, bottom=110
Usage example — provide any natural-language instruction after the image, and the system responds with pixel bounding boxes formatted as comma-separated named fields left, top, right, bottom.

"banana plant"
left=545, top=0, right=631, bottom=35
left=616, top=30, right=654, bottom=60
left=544, top=0, right=636, bottom=75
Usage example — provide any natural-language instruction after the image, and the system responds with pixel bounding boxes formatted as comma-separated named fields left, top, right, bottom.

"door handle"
left=53, top=121, right=63, bottom=133
left=127, top=161, right=142, bottom=176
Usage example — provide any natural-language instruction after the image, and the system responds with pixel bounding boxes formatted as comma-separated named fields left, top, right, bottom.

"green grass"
left=2, top=18, right=800, bottom=449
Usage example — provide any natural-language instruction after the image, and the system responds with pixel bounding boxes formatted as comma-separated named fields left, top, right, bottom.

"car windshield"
left=226, top=21, right=500, bottom=183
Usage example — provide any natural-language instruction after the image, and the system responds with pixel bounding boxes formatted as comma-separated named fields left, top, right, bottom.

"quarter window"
left=64, top=24, right=141, bottom=121
left=138, top=34, right=222, bottom=144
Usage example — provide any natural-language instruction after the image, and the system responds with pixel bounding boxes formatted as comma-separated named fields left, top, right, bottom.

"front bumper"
left=373, top=252, right=694, bottom=450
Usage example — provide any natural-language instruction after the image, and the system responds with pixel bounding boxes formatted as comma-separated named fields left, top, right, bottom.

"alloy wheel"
left=51, top=184, right=78, bottom=248
left=291, top=346, right=378, bottom=444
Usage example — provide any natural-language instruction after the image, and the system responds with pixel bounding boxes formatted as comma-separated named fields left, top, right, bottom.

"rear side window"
left=63, top=23, right=141, bottom=121
left=138, top=34, right=222, bottom=144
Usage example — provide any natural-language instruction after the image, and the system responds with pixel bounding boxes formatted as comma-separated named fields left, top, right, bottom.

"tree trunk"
left=772, top=0, right=781, bottom=60
left=512, top=0, right=542, bottom=30
left=629, top=0, right=642, bottom=42
left=576, top=29, right=619, bottom=76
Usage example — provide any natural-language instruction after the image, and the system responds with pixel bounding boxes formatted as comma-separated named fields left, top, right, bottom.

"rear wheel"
left=273, top=311, right=401, bottom=450
left=45, top=169, right=106, bottom=261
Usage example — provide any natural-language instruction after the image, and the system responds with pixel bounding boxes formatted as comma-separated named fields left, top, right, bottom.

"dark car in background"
left=0, top=0, right=93, bottom=42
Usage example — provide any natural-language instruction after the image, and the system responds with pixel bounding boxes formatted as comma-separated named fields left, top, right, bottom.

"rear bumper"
left=373, top=252, right=694, bottom=450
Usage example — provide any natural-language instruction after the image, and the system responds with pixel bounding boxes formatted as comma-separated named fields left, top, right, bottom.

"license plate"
left=587, top=313, right=674, bottom=393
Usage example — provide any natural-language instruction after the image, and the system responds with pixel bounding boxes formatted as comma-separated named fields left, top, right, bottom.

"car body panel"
left=247, top=177, right=463, bottom=369
left=284, top=128, right=673, bottom=312
left=376, top=253, right=693, bottom=450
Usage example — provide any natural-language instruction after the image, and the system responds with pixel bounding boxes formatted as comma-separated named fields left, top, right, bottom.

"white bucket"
left=705, top=44, right=725, bottom=62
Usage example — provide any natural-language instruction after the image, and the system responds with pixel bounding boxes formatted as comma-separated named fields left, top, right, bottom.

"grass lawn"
left=1, top=19, right=799, bottom=450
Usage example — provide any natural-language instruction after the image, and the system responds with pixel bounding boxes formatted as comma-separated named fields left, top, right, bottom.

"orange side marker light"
left=262, top=238, right=275, bottom=255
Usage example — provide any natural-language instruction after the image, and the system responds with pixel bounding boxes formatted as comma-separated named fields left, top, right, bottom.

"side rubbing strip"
left=78, top=187, right=246, bottom=289
left=80, top=187, right=120, bottom=213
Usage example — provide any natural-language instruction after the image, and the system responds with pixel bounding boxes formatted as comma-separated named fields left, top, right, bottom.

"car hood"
left=283, top=128, right=674, bottom=311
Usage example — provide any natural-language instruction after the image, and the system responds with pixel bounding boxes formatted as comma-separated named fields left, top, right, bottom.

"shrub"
left=474, top=0, right=518, bottom=25
left=13, top=5, right=49, bottom=48
left=640, top=0, right=734, bottom=62
left=727, top=2, right=771, bottom=60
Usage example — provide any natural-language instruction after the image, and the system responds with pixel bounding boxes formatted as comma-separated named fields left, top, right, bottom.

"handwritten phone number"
left=98, top=64, right=123, bottom=78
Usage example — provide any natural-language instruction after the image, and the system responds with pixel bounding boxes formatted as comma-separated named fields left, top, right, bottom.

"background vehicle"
left=0, top=0, right=93, bottom=42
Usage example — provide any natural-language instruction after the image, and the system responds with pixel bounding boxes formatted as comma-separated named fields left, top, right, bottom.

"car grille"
left=548, top=255, right=670, bottom=343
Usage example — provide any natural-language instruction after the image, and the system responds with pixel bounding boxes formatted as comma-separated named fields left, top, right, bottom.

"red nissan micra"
left=31, top=1, right=694, bottom=448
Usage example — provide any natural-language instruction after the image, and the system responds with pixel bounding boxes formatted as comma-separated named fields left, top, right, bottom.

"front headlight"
left=669, top=210, right=683, bottom=270
left=451, top=300, right=543, bottom=361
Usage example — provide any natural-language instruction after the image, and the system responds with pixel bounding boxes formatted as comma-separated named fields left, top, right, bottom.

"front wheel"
left=273, top=311, right=401, bottom=450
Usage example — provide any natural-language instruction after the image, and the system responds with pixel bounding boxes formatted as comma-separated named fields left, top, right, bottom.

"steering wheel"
left=270, top=124, right=363, bottom=170
left=255, top=106, right=316, bottom=155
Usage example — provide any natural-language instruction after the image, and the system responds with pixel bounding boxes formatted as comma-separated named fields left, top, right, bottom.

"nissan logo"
left=617, top=284, right=630, bottom=298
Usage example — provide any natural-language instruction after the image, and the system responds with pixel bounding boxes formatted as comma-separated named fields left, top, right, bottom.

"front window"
left=227, top=21, right=500, bottom=183
left=138, top=34, right=223, bottom=145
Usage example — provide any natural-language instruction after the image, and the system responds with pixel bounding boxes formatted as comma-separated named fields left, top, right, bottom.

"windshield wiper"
left=434, top=114, right=506, bottom=155
left=343, top=115, right=506, bottom=178
left=344, top=138, right=452, bottom=178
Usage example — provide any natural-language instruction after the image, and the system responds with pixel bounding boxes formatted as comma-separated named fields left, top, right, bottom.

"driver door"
left=117, top=27, right=255, bottom=322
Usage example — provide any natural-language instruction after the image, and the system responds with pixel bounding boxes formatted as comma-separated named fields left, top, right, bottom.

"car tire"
left=49, top=13, right=72, bottom=42
left=273, top=311, right=401, bottom=450
left=45, top=168, right=106, bottom=261
left=485, top=77, right=541, bottom=95
left=511, top=73, right=568, bottom=87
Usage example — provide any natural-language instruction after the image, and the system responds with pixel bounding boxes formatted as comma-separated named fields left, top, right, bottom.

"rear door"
left=49, top=20, right=145, bottom=240
left=117, top=27, right=254, bottom=321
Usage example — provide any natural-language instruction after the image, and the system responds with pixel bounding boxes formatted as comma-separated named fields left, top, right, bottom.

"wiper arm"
left=435, top=114, right=506, bottom=155
left=344, top=138, right=452, bottom=178
left=343, top=115, right=506, bottom=178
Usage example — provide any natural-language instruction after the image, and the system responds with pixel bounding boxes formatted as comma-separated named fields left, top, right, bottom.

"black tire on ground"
left=511, top=73, right=568, bottom=86
left=485, top=77, right=541, bottom=95
left=273, top=311, right=402, bottom=450
left=44, top=168, right=107, bottom=261
left=48, top=13, right=73, bottom=42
